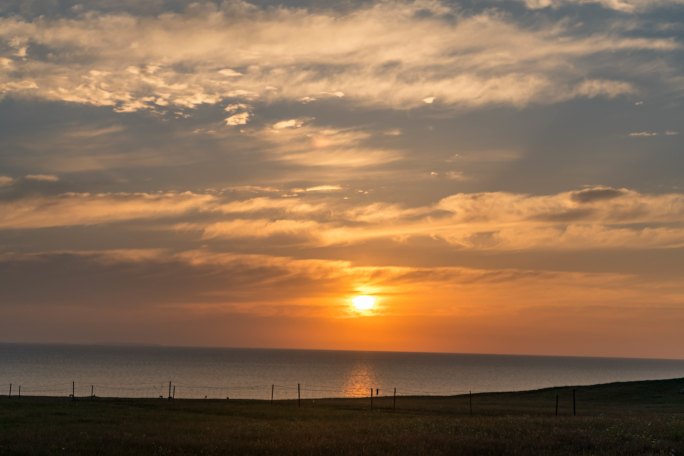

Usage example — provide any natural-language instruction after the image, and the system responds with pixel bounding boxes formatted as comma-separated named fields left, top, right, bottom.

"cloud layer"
left=2, top=185, right=683, bottom=250
left=1, top=0, right=678, bottom=118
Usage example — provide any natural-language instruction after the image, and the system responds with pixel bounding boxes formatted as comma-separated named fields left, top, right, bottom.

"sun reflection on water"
left=341, top=361, right=379, bottom=397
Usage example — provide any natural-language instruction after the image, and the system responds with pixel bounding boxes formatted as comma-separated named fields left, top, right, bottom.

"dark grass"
left=1, top=378, right=683, bottom=455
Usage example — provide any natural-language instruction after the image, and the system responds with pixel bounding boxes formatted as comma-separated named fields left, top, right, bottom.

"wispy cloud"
left=24, top=174, right=59, bottom=182
left=253, top=124, right=403, bottom=167
left=0, top=192, right=214, bottom=229
left=521, top=0, right=684, bottom=13
left=629, top=130, right=679, bottom=137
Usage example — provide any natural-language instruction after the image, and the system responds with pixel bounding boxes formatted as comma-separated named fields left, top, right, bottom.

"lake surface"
left=1, top=344, right=683, bottom=399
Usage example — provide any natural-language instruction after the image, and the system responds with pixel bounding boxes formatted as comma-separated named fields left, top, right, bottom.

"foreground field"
left=1, top=378, right=683, bottom=455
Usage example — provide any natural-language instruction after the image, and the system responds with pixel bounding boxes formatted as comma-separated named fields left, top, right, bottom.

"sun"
left=351, top=295, right=376, bottom=312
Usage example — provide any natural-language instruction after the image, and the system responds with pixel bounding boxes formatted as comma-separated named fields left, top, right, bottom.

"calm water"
left=1, top=344, right=683, bottom=399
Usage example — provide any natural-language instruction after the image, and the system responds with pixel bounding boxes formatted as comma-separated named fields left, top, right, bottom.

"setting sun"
left=351, top=295, right=376, bottom=313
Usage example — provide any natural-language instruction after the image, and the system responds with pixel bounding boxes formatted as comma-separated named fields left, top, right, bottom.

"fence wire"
left=0, top=381, right=476, bottom=400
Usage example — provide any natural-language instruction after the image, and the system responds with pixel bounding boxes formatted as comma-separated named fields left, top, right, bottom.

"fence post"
left=91, top=385, right=94, bottom=400
left=271, top=384, right=274, bottom=405
left=168, top=381, right=172, bottom=400
left=370, top=387, right=374, bottom=411
left=8, top=383, right=11, bottom=399
left=573, top=389, right=576, bottom=416
left=469, top=390, right=472, bottom=416
left=393, top=387, right=396, bottom=411
left=18, top=385, right=21, bottom=398
left=72, top=381, right=75, bottom=400
left=298, top=384, right=301, bottom=408
left=555, top=392, right=559, bottom=416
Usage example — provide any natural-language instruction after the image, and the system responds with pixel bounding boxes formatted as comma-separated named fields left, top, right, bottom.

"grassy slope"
left=0, top=378, right=683, bottom=455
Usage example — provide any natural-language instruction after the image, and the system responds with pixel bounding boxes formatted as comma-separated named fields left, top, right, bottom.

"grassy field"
left=1, top=378, right=683, bottom=455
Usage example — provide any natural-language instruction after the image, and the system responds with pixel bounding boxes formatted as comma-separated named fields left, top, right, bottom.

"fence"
left=1, top=381, right=469, bottom=400
left=0, top=380, right=580, bottom=416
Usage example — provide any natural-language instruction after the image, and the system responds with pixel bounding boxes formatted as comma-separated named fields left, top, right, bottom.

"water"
left=1, top=343, right=683, bottom=400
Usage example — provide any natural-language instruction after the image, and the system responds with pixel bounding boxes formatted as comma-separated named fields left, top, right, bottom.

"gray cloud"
left=571, top=186, right=626, bottom=203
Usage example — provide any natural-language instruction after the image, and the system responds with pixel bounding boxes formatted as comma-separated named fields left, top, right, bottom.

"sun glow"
left=351, top=295, right=376, bottom=313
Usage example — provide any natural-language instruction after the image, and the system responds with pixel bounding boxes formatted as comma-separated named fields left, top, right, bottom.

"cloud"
left=197, top=219, right=322, bottom=241
left=254, top=124, right=402, bottom=167
left=205, top=187, right=684, bottom=250
left=574, top=80, right=634, bottom=98
left=432, top=187, right=684, bottom=249
left=218, top=68, right=242, bottom=78
left=628, top=130, right=680, bottom=137
left=429, top=170, right=468, bottom=181
left=272, top=119, right=307, bottom=130
left=521, top=0, right=684, bottom=13
left=303, top=185, right=342, bottom=193
left=24, top=174, right=59, bottom=182
left=0, top=192, right=214, bottom=229
left=570, top=186, right=626, bottom=203
left=0, top=176, right=14, bottom=186
left=224, top=103, right=250, bottom=113
left=0, top=0, right=675, bottom=117
left=225, top=112, right=251, bottom=126
left=437, top=187, right=684, bottom=224
left=1, top=186, right=683, bottom=251
left=62, top=125, right=125, bottom=139
left=215, top=197, right=325, bottom=215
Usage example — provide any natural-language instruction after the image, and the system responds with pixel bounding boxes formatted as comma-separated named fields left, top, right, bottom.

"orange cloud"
left=0, top=192, right=214, bottom=229
left=1, top=186, right=683, bottom=251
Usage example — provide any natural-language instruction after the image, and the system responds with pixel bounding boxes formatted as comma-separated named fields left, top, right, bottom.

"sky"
left=0, top=0, right=683, bottom=359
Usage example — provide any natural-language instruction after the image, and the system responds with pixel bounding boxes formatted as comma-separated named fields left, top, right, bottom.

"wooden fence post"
left=8, top=383, right=11, bottom=399
left=555, top=392, right=559, bottom=416
left=393, top=387, right=396, bottom=411
left=168, top=381, right=172, bottom=400
left=297, top=383, right=301, bottom=408
left=370, top=387, right=374, bottom=410
left=271, top=384, right=274, bottom=405
left=18, top=385, right=21, bottom=398
left=72, top=381, right=75, bottom=400
left=91, top=385, right=94, bottom=399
